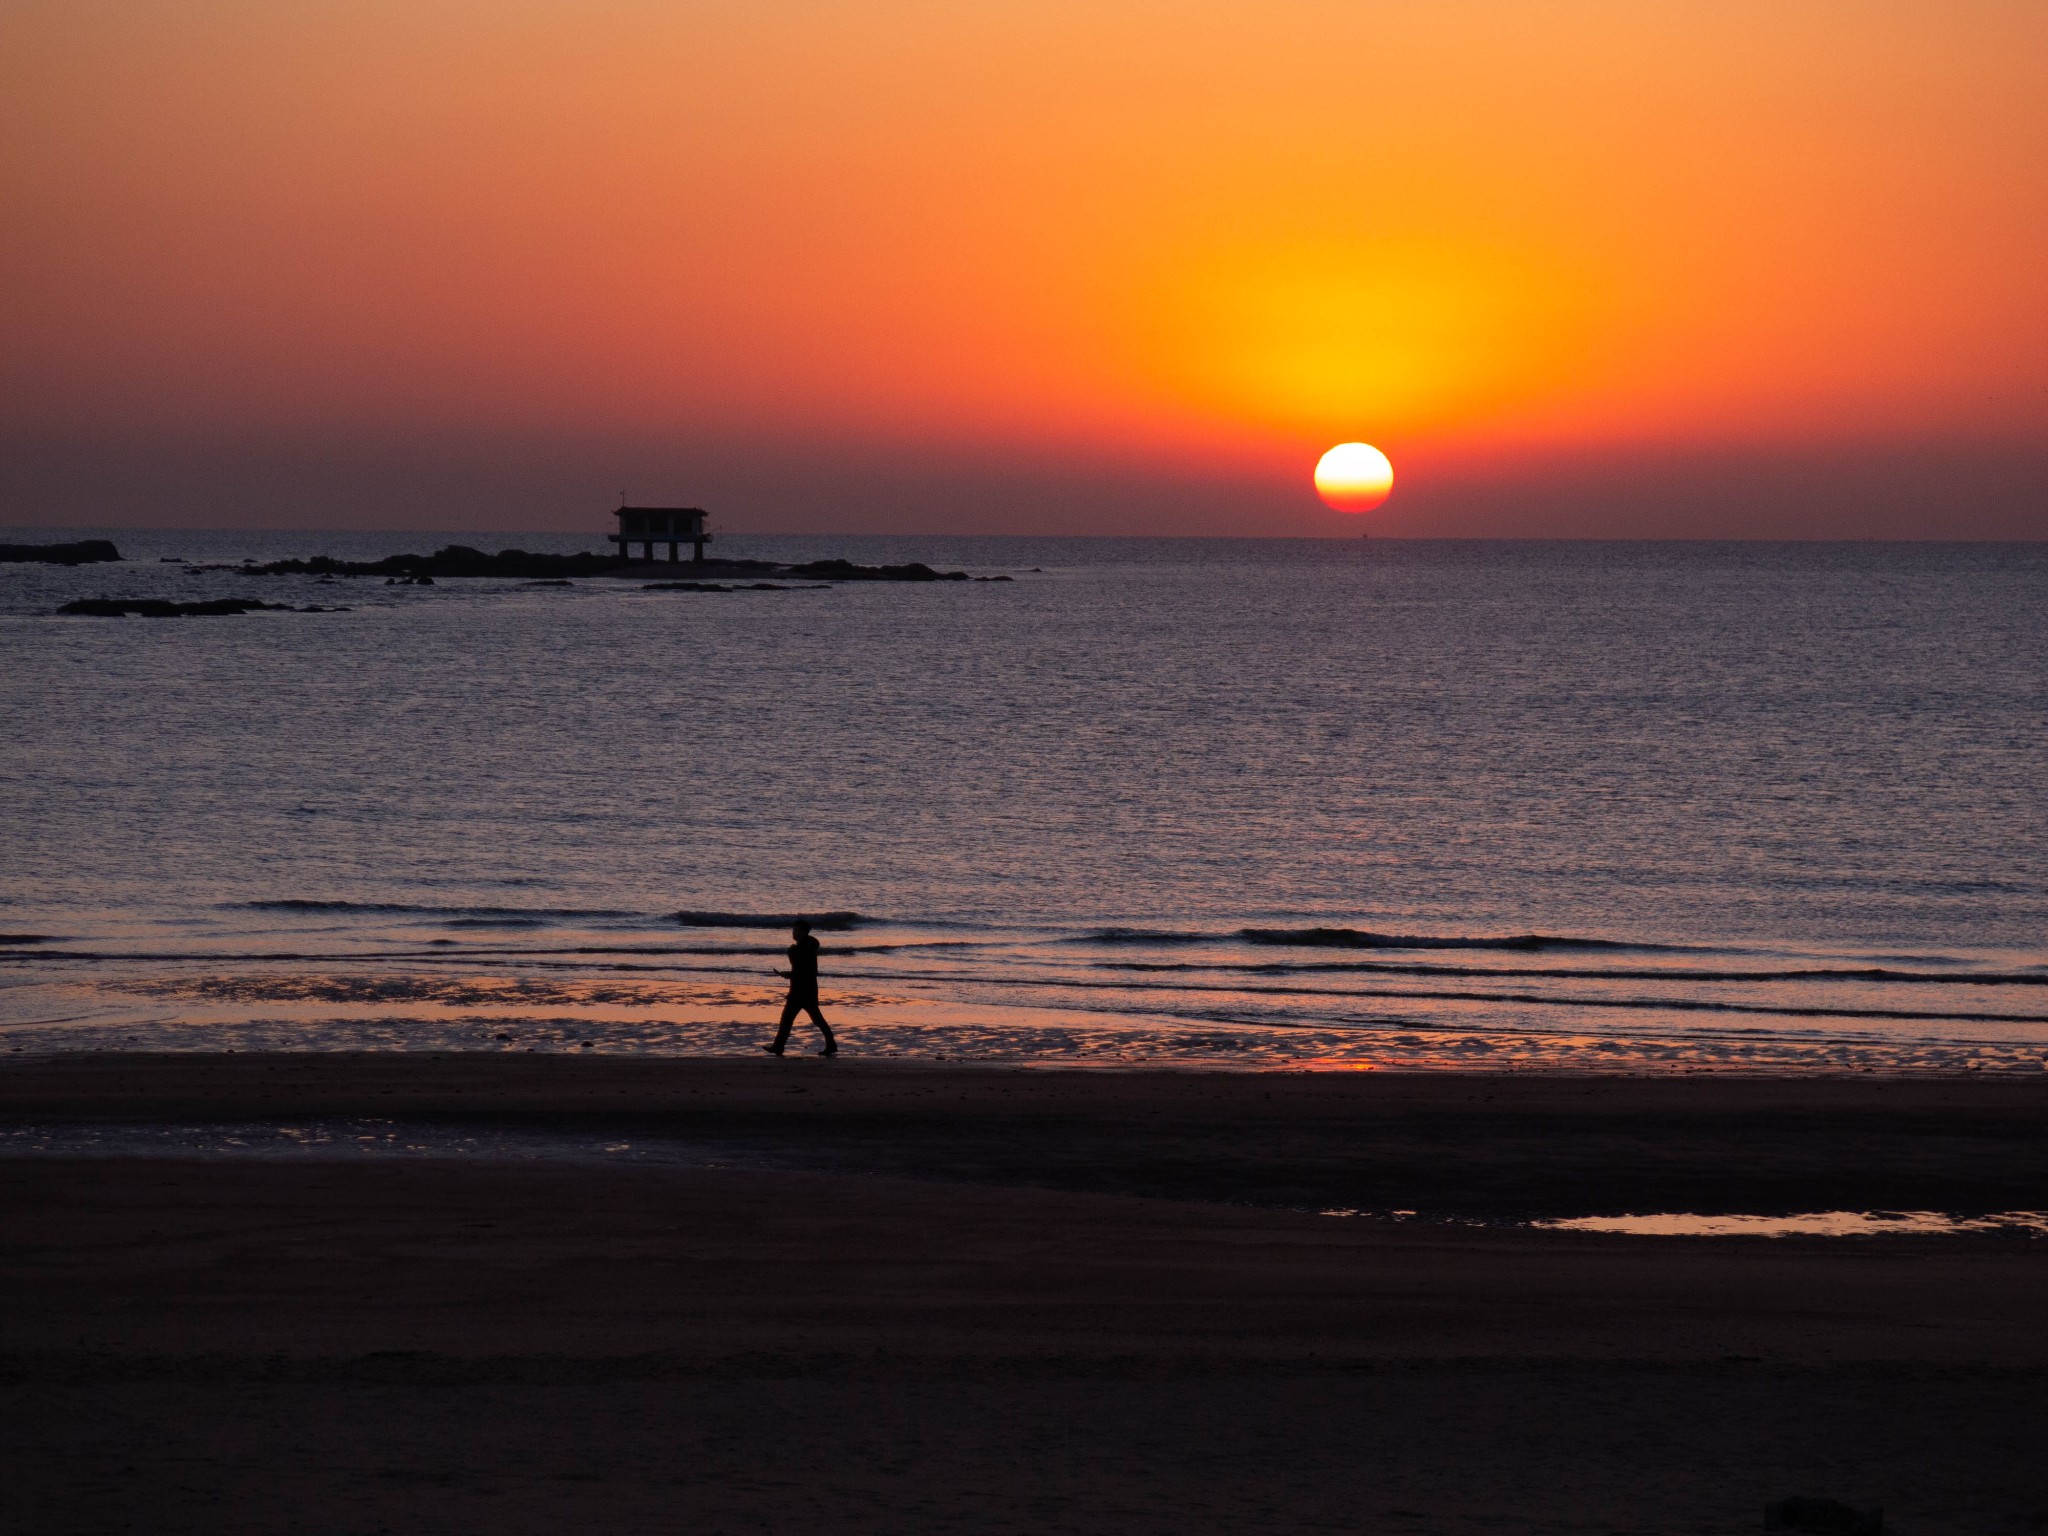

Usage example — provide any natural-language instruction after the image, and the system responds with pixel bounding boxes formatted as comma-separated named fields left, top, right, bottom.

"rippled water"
left=3, top=531, right=2044, bottom=1071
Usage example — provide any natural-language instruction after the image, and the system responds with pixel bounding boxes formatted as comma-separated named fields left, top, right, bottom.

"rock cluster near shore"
left=643, top=581, right=823, bottom=593
left=57, top=598, right=347, bottom=617
left=182, top=544, right=994, bottom=583
left=197, top=546, right=630, bottom=580
left=782, top=558, right=967, bottom=582
left=0, top=539, right=122, bottom=564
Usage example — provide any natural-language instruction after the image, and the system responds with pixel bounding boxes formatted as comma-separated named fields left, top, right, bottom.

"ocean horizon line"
left=7, top=525, right=2048, bottom=546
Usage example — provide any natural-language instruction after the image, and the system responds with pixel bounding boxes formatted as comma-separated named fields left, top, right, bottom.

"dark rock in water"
left=57, top=598, right=334, bottom=617
left=61, top=598, right=287, bottom=617
left=192, top=542, right=976, bottom=584
left=974, top=575, right=1014, bottom=582
left=1765, top=1497, right=1883, bottom=1534
left=223, top=544, right=625, bottom=580
left=0, top=539, right=122, bottom=565
left=643, top=581, right=818, bottom=593
left=783, top=559, right=969, bottom=582
left=0, top=935, right=54, bottom=945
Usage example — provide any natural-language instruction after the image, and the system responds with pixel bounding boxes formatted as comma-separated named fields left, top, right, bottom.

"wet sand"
left=4, top=1055, right=2047, bottom=1533
left=6, top=1051, right=2048, bottom=1215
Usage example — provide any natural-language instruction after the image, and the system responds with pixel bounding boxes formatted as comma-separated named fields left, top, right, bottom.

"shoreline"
left=12, top=1047, right=2048, bottom=1096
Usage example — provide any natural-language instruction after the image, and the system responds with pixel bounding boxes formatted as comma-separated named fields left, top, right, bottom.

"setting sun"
left=1313, top=442, right=1394, bottom=512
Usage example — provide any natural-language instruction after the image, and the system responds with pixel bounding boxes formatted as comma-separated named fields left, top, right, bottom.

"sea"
left=3, top=530, right=2044, bottom=1074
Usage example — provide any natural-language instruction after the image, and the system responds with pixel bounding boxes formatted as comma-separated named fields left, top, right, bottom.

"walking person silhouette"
left=765, top=919, right=837, bottom=1056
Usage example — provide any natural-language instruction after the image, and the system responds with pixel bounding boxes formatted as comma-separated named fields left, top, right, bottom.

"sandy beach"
left=5, top=1056, right=2046, bottom=1534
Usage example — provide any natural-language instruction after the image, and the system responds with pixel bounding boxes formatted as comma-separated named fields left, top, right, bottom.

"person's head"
left=792, top=919, right=811, bottom=939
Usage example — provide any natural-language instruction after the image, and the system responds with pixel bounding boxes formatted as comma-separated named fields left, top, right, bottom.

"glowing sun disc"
left=1315, top=442, right=1394, bottom=512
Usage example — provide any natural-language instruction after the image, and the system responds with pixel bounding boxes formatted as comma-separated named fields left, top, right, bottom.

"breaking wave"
left=228, top=899, right=646, bottom=920
left=672, top=910, right=868, bottom=931
left=1068, top=925, right=1701, bottom=953
left=1238, top=928, right=1688, bottom=953
left=1075, top=928, right=1208, bottom=946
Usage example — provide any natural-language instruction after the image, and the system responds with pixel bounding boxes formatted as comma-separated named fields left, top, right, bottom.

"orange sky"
left=3, top=0, right=2044, bottom=534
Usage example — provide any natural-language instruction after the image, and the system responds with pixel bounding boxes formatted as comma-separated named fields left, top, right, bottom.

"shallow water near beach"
left=3, top=532, right=2045, bottom=1072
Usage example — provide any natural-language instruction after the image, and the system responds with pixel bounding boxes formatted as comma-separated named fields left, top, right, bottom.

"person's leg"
left=805, top=1003, right=837, bottom=1054
left=767, top=999, right=799, bottom=1055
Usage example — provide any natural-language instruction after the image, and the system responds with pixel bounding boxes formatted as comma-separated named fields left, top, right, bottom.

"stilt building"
left=611, top=505, right=710, bottom=564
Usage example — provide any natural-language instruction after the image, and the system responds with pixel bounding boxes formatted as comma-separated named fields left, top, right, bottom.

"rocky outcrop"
left=57, top=598, right=346, bottom=617
left=643, top=581, right=824, bottom=593
left=183, top=544, right=987, bottom=583
left=196, top=546, right=624, bottom=580
left=783, top=559, right=969, bottom=582
left=0, top=540, right=122, bottom=564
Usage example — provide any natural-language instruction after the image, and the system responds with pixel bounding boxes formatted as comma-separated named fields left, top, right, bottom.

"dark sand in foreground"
left=4, top=1055, right=2046, bottom=1534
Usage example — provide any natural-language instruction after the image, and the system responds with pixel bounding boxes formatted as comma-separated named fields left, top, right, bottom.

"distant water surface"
left=2, top=532, right=2044, bottom=1071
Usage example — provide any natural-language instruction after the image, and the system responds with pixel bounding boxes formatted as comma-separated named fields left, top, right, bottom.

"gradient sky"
left=3, top=0, right=2044, bottom=536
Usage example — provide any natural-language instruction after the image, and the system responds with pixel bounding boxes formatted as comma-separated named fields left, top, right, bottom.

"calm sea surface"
left=3, top=531, right=2044, bottom=1072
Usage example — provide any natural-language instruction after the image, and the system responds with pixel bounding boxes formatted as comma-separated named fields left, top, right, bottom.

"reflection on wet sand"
left=1535, top=1210, right=2048, bottom=1238
left=0, top=957, right=2040, bottom=1072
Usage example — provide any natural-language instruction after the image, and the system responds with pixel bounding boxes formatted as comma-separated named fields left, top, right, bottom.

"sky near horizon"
left=3, top=0, right=2044, bottom=536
